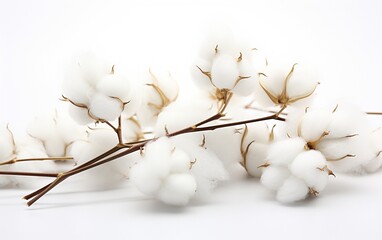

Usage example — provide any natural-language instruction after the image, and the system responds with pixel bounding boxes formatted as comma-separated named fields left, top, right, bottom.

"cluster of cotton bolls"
left=2, top=28, right=382, bottom=208
left=62, top=52, right=141, bottom=124
left=259, top=103, right=382, bottom=203
left=27, top=110, right=87, bottom=158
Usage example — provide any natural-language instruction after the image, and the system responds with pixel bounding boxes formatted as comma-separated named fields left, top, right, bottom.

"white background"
left=1, top=0, right=382, bottom=239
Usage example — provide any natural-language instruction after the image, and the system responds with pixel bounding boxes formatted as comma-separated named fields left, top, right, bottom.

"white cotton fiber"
left=363, top=128, right=382, bottom=172
left=89, top=93, right=122, bottom=121
left=62, top=72, right=92, bottom=105
left=285, top=64, right=318, bottom=101
left=267, top=137, right=307, bottom=166
left=232, top=60, right=257, bottom=96
left=130, top=162, right=163, bottom=195
left=204, top=126, right=242, bottom=166
left=154, top=95, right=216, bottom=135
left=77, top=51, right=113, bottom=86
left=67, top=105, right=94, bottom=125
left=192, top=59, right=215, bottom=91
left=319, top=134, right=375, bottom=173
left=276, top=176, right=309, bottom=203
left=170, top=148, right=191, bottom=173
left=0, top=125, right=15, bottom=161
left=188, top=145, right=229, bottom=195
left=211, top=54, right=239, bottom=89
left=298, top=110, right=332, bottom=142
left=156, top=173, right=197, bottom=206
left=245, top=143, right=268, bottom=177
left=96, top=73, right=131, bottom=102
left=289, top=150, right=328, bottom=192
left=260, top=166, right=290, bottom=191
left=327, top=106, right=367, bottom=139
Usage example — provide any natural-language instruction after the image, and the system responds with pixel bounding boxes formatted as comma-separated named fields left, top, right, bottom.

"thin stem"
left=23, top=145, right=123, bottom=201
left=0, top=157, right=73, bottom=166
left=366, top=112, right=382, bottom=115
left=0, top=171, right=59, bottom=178
left=117, top=116, right=123, bottom=145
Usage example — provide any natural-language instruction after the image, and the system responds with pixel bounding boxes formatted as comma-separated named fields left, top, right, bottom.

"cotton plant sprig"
left=0, top=29, right=381, bottom=208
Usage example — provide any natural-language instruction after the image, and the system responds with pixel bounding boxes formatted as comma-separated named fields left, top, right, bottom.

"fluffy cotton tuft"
left=156, top=174, right=197, bottom=206
left=289, top=150, right=328, bottom=191
left=276, top=176, right=309, bottom=203
left=267, top=137, right=307, bottom=166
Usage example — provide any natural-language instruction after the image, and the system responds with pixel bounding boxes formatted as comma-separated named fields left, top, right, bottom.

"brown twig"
left=0, top=157, right=73, bottom=166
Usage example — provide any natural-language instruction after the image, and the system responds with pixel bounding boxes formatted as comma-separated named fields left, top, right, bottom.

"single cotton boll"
left=211, top=54, right=239, bottom=89
left=246, top=143, right=268, bottom=177
left=170, top=148, right=191, bottom=173
left=289, top=150, right=329, bottom=192
left=260, top=166, right=290, bottom=191
left=55, top=111, right=88, bottom=144
left=298, top=110, right=332, bottom=142
left=276, top=176, right=309, bottom=203
left=267, top=137, right=307, bottom=166
left=252, top=49, right=268, bottom=74
left=89, top=93, right=123, bottom=121
left=0, top=125, right=15, bottom=161
left=156, top=173, right=197, bottom=206
left=27, top=113, right=57, bottom=141
left=96, top=73, right=131, bottom=102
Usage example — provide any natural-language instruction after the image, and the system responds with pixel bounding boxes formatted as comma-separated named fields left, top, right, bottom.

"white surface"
left=1, top=0, right=382, bottom=239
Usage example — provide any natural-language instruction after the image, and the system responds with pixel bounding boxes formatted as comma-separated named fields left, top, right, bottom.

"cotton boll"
left=27, top=113, right=56, bottom=141
left=156, top=174, right=197, bottom=206
left=89, top=93, right=123, bottom=121
left=96, top=73, right=131, bottom=102
left=55, top=111, right=88, bottom=144
left=170, top=148, right=191, bottom=173
left=245, top=143, right=268, bottom=177
left=276, top=176, right=309, bottom=203
left=267, top=137, right=307, bottom=166
left=289, top=150, right=329, bottom=192
left=260, top=166, right=290, bottom=191
left=211, top=54, right=239, bottom=89
left=298, top=109, right=332, bottom=142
